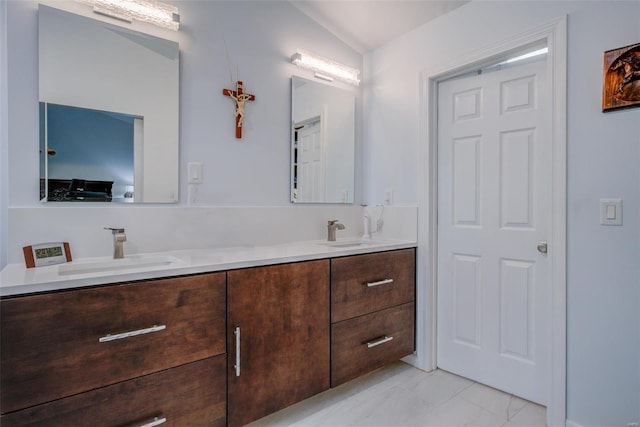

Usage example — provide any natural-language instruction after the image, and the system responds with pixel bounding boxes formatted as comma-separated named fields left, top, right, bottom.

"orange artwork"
left=223, top=81, right=256, bottom=138
left=602, top=42, right=640, bottom=112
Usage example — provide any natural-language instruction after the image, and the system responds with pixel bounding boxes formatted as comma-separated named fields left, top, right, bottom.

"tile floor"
left=248, top=361, right=546, bottom=427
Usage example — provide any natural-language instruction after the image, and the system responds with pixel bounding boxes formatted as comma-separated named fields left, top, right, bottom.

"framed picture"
left=602, top=42, right=640, bottom=112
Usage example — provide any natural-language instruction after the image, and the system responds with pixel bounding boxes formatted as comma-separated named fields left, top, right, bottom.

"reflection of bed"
left=43, top=179, right=113, bottom=202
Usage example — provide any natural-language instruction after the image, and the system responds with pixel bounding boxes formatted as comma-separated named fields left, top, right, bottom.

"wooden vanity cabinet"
left=330, top=248, right=416, bottom=386
left=1, top=247, right=415, bottom=426
left=227, top=260, right=330, bottom=427
left=0, top=272, right=226, bottom=426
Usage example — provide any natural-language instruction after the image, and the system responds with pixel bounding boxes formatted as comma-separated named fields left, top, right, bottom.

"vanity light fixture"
left=291, top=49, right=360, bottom=86
left=313, top=72, right=334, bottom=83
left=77, top=0, right=180, bottom=30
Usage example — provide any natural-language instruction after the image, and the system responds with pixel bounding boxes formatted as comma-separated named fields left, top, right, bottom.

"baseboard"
left=401, top=353, right=417, bottom=367
left=565, top=420, right=584, bottom=427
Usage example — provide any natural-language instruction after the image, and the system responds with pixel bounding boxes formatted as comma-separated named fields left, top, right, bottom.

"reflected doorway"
left=40, top=103, right=142, bottom=202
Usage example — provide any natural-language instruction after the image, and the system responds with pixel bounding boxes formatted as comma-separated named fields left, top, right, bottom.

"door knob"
left=537, top=241, right=548, bottom=254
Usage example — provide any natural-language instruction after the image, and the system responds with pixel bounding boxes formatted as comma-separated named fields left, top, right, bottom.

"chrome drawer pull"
left=234, top=326, right=241, bottom=377
left=99, top=324, right=166, bottom=343
left=366, top=278, right=394, bottom=288
left=366, top=335, right=394, bottom=348
left=139, top=416, right=167, bottom=427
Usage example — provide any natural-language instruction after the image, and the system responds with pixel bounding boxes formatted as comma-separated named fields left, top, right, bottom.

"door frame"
left=415, top=16, right=567, bottom=426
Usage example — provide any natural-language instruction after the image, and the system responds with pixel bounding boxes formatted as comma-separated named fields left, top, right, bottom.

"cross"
left=223, top=80, right=256, bottom=139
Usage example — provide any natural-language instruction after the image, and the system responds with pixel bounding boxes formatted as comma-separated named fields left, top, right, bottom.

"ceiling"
left=289, top=0, right=469, bottom=54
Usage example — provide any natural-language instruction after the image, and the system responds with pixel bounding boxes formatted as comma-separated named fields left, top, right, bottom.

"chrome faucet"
left=105, top=227, right=126, bottom=259
left=327, top=220, right=345, bottom=242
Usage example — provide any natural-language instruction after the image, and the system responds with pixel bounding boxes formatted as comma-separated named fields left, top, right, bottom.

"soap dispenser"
left=362, top=214, right=371, bottom=240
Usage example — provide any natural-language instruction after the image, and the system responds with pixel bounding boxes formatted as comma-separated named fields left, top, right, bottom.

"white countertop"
left=0, top=238, right=416, bottom=297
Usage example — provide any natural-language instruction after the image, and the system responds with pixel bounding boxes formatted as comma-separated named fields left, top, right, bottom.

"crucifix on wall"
left=223, top=81, right=256, bottom=138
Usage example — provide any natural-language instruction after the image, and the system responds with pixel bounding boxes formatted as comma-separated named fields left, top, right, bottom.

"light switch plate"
left=188, top=162, right=203, bottom=184
left=600, top=198, right=622, bottom=226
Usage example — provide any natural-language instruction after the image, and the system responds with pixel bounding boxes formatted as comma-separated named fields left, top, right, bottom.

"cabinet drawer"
left=331, top=302, right=414, bottom=387
left=1, top=272, right=226, bottom=414
left=0, top=356, right=226, bottom=427
left=331, top=248, right=415, bottom=323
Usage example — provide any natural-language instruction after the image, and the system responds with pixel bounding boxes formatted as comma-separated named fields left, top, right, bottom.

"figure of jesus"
left=223, top=81, right=256, bottom=138
left=227, top=91, right=254, bottom=127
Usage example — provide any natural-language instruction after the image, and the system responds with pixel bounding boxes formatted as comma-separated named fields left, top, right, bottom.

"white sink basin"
left=319, top=240, right=375, bottom=249
left=58, top=255, right=183, bottom=276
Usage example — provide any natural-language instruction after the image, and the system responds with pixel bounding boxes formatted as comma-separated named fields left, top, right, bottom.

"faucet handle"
left=104, top=227, right=125, bottom=234
left=328, top=220, right=339, bottom=225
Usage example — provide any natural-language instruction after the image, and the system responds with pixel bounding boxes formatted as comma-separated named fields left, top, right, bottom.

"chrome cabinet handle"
left=139, top=416, right=167, bottom=427
left=366, top=278, right=394, bottom=288
left=366, top=335, right=394, bottom=348
left=234, top=327, right=241, bottom=377
left=99, top=324, right=166, bottom=343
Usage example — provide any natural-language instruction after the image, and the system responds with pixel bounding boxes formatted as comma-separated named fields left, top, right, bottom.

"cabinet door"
left=0, top=356, right=226, bottom=427
left=227, top=260, right=330, bottom=427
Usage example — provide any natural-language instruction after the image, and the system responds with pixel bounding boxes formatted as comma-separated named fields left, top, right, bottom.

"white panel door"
left=297, top=120, right=325, bottom=202
left=437, top=58, right=550, bottom=405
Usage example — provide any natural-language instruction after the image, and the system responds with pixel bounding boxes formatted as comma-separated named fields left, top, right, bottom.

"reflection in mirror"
left=40, top=103, right=140, bottom=202
left=38, top=5, right=179, bottom=203
left=291, top=77, right=355, bottom=204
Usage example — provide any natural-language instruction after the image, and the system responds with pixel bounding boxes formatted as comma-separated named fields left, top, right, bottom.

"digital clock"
left=23, top=242, right=72, bottom=268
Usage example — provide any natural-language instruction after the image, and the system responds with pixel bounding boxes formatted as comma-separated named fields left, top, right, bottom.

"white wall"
left=177, top=0, right=363, bottom=207
left=2, top=1, right=365, bottom=263
left=364, top=1, right=640, bottom=425
left=567, top=5, right=639, bottom=426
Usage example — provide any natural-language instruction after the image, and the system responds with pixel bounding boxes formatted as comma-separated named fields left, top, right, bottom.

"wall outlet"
left=384, top=188, right=393, bottom=205
left=188, top=185, right=198, bottom=205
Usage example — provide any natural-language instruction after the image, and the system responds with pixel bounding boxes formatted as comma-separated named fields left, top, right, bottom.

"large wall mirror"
left=38, top=5, right=179, bottom=203
left=291, top=76, right=355, bottom=204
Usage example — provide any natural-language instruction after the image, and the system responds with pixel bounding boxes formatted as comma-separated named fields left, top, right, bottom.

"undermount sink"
left=319, top=240, right=374, bottom=249
left=58, top=255, right=183, bottom=276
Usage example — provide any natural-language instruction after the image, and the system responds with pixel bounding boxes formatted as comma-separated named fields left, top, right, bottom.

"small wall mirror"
left=290, top=76, right=355, bottom=204
left=38, top=5, right=179, bottom=203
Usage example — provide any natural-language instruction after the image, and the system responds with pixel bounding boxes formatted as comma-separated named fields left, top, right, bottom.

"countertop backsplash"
left=6, top=205, right=417, bottom=264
